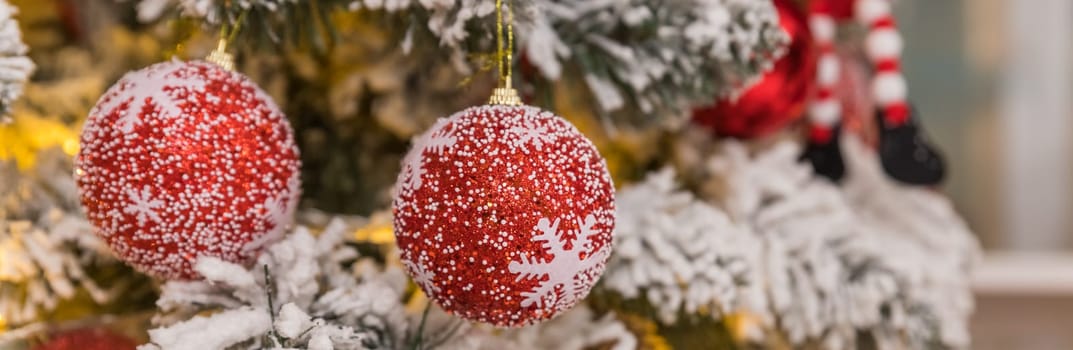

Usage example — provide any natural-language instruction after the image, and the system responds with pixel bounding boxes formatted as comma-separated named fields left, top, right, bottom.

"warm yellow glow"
left=0, top=113, right=80, bottom=169
left=617, top=313, right=672, bottom=350
left=725, top=311, right=763, bottom=343
left=353, top=211, right=396, bottom=244
left=0, top=310, right=7, bottom=333
left=62, top=138, right=80, bottom=156
left=405, top=289, right=429, bottom=313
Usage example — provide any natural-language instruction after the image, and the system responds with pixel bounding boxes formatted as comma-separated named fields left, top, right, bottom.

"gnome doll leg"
left=876, top=105, right=946, bottom=185
left=857, top=0, right=946, bottom=185
left=801, top=122, right=846, bottom=182
left=799, top=6, right=846, bottom=182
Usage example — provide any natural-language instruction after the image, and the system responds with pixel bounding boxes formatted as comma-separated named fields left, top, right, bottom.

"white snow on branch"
left=0, top=0, right=33, bottom=120
left=704, top=137, right=979, bottom=349
left=141, top=307, right=272, bottom=350
left=603, top=168, right=765, bottom=324
left=143, top=210, right=634, bottom=349
left=599, top=137, right=977, bottom=348
left=840, top=136, right=979, bottom=349
left=521, top=0, right=787, bottom=121
left=0, top=149, right=115, bottom=327
left=133, top=0, right=786, bottom=125
left=147, top=219, right=410, bottom=350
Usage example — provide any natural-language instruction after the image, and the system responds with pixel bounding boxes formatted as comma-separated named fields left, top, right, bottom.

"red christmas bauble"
left=76, top=59, right=301, bottom=280
left=692, top=0, right=817, bottom=139
left=34, top=328, right=138, bottom=350
left=393, top=105, right=615, bottom=327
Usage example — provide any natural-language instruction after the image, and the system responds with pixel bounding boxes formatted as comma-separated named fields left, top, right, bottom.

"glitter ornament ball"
left=393, top=105, right=615, bottom=327
left=76, top=59, right=301, bottom=280
left=33, top=328, right=138, bottom=350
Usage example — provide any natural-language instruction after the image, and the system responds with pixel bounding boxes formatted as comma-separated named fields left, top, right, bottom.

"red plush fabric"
left=811, top=0, right=856, bottom=20
left=692, top=0, right=818, bottom=139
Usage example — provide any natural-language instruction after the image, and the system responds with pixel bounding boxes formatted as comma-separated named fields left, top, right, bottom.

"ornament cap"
left=488, top=87, right=522, bottom=106
left=206, top=39, right=235, bottom=71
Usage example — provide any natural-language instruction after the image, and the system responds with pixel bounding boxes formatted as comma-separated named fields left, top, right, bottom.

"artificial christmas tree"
left=0, top=0, right=978, bottom=349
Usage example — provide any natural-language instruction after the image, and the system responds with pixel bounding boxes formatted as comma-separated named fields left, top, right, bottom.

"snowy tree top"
left=134, top=0, right=787, bottom=126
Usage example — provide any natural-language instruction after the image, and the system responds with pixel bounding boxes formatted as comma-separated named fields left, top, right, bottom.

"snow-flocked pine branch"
left=706, top=138, right=978, bottom=349
left=142, top=219, right=411, bottom=350
left=604, top=167, right=765, bottom=324
left=0, top=0, right=33, bottom=120
left=598, top=136, right=978, bottom=349
left=133, top=0, right=786, bottom=126
left=522, top=0, right=786, bottom=125
left=0, top=149, right=115, bottom=327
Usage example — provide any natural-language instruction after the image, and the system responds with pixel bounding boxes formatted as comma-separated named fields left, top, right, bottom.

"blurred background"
left=896, top=0, right=1073, bottom=348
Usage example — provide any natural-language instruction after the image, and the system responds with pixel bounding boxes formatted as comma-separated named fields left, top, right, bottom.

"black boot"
left=800, top=124, right=845, bottom=183
left=877, top=106, right=945, bottom=185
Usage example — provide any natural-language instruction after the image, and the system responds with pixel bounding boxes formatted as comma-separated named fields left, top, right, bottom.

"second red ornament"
left=77, top=59, right=301, bottom=280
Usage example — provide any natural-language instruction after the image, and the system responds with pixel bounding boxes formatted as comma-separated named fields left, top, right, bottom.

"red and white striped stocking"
left=802, top=0, right=946, bottom=185
left=856, top=0, right=946, bottom=185
left=800, top=0, right=848, bottom=181
left=857, top=0, right=910, bottom=127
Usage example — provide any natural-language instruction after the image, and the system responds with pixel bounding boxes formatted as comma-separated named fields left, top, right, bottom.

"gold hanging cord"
left=488, top=0, right=522, bottom=106
left=206, top=11, right=248, bottom=71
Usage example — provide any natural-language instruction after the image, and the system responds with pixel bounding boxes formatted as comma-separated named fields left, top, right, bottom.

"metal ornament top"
left=489, top=86, right=522, bottom=106
left=206, top=39, right=235, bottom=71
